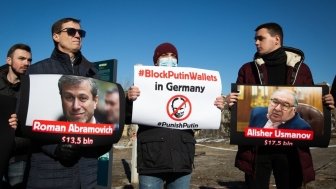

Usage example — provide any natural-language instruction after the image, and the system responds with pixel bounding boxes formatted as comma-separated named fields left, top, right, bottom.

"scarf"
left=259, top=47, right=287, bottom=85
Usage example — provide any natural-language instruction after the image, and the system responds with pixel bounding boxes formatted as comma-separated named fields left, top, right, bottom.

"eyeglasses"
left=57, top=28, right=86, bottom=38
left=270, top=98, right=294, bottom=111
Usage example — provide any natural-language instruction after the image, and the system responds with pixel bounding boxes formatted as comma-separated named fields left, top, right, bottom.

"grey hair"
left=271, top=89, right=298, bottom=107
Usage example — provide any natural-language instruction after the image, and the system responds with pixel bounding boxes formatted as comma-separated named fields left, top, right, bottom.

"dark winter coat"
left=0, top=66, right=31, bottom=155
left=0, top=65, right=21, bottom=98
left=0, top=65, right=17, bottom=182
left=26, top=48, right=110, bottom=189
left=0, top=65, right=31, bottom=181
left=234, top=47, right=315, bottom=184
left=126, top=98, right=195, bottom=175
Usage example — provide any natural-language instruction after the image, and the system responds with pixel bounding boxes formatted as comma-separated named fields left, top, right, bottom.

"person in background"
left=226, top=23, right=334, bottom=188
left=104, top=88, right=120, bottom=124
left=126, top=42, right=225, bottom=189
left=0, top=43, right=32, bottom=188
left=27, top=17, right=110, bottom=189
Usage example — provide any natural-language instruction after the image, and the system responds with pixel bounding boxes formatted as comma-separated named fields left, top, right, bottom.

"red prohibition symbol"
left=166, top=94, right=192, bottom=121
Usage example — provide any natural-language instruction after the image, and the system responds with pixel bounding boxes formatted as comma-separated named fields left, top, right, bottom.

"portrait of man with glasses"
left=249, top=89, right=311, bottom=130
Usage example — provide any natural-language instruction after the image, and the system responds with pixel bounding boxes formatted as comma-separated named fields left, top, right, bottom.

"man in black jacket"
left=27, top=17, right=109, bottom=189
left=0, top=43, right=32, bottom=188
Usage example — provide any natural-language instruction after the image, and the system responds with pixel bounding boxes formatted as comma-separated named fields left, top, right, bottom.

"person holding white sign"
left=126, top=42, right=225, bottom=189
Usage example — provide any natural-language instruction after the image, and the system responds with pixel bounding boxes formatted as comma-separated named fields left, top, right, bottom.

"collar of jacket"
left=253, top=46, right=305, bottom=85
left=50, top=48, right=83, bottom=66
left=0, top=64, right=9, bottom=77
left=0, top=66, right=20, bottom=91
left=254, top=46, right=304, bottom=67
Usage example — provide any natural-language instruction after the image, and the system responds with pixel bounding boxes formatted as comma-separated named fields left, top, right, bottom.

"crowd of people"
left=0, top=17, right=335, bottom=189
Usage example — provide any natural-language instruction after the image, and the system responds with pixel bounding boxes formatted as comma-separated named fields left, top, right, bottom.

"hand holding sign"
left=127, top=86, right=140, bottom=101
left=8, top=114, right=18, bottom=130
left=214, top=96, right=225, bottom=111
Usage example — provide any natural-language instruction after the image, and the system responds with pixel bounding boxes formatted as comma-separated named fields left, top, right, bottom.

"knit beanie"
left=153, top=43, right=178, bottom=64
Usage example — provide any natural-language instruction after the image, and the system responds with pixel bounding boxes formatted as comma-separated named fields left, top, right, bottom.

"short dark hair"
left=58, top=75, right=98, bottom=97
left=51, top=17, right=81, bottom=46
left=106, top=87, right=118, bottom=95
left=255, top=22, right=284, bottom=46
left=7, top=43, right=31, bottom=58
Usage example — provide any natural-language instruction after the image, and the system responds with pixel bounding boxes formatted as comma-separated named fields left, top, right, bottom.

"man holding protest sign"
left=26, top=17, right=110, bottom=189
left=226, top=22, right=335, bottom=189
left=126, top=42, right=225, bottom=189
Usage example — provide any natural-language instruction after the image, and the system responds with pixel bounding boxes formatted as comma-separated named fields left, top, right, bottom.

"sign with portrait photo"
left=17, top=74, right=125, bottom=146
left=229, top=84, right=331, bottom=147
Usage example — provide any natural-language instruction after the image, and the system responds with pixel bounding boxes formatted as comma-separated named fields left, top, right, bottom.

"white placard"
left=132, top=65, right=222, bottom=129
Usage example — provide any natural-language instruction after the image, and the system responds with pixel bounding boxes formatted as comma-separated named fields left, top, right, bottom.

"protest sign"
left=17, top=74, right=125, bottom=146
left=132, top=65, right=222, bottom=129
left=230, top=84, right=331, bottom=147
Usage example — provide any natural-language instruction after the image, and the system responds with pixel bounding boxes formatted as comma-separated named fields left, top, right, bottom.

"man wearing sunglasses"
left=27, top=17, right=110, bottom=189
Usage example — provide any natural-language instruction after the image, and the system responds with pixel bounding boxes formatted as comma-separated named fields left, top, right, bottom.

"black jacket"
left=0, top=66, right=30, bottom=156
left=126, top=98, right=195, bottom=175
left=26, top=48, right=109, bottom=189
left=0, top=65, right=17, bottom=181
left=28, top=48, right=97, bottom=78
left=0, top=65, right=21, bottom=98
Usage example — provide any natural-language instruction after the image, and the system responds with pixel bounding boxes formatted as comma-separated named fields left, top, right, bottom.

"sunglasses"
left=57, top=28, right=86, bottom=38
